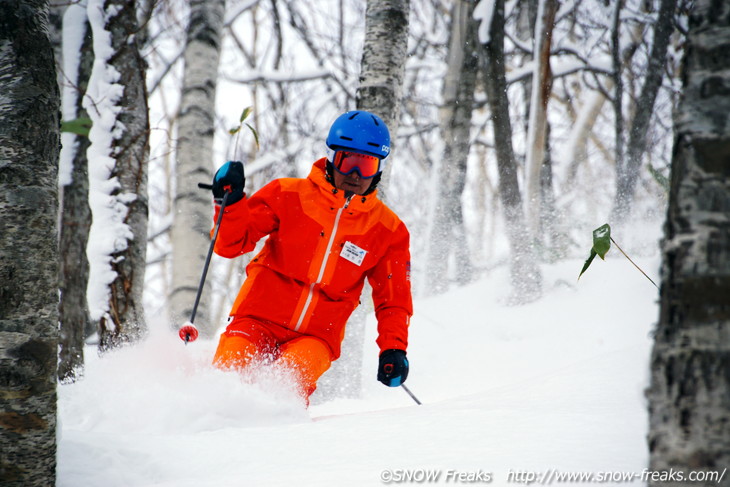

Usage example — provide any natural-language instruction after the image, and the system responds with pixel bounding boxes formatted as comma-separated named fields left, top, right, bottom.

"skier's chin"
left=344, top=181, right=364, bottom=193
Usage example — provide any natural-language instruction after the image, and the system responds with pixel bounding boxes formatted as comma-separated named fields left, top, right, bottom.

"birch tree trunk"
left=318, top=0, right=410, bottom=401
left=58, top=4, right=94, bottom=382
left=480, top=0, right=542, bottom=304
left=524, top=0, right=557, bottom=239
left=356, top=0, right=409, bottom=194
left=647, top=0, right=730, bottom=478
left=0, top=1, right=60, bottom=483
left=563, top=88, right=610, bottom=189
left=92, top=0, right=150, bottom=351
left=425, top=0, right=477, bottom=294
left=611, top=0, right=677, bottom=224
left=170, top=0, right=225, bottom=337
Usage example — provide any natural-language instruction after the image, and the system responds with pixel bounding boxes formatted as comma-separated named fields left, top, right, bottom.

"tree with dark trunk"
left=611, top=0, right=678, bottom=224
left=647, top=0, right=730, bottom=479
left=57, top=3, right=94, bottom=382
left=479, top=0, right=542, bottom=303
left=88, top=0, right=150, bottom=351
left=0, top=1, right=61, bottom=484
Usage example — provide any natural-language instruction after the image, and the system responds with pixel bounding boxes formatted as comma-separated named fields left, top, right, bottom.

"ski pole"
left=401, top=384, right=422, bottom=405
left=179, top=187, right=230, bottom=344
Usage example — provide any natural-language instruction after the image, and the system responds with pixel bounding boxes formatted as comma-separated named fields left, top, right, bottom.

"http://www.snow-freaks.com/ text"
left=379, top=467, right=727, bottom=484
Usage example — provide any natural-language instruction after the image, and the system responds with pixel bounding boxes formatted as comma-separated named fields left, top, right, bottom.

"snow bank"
left=59, top=255, right=660, bottom=486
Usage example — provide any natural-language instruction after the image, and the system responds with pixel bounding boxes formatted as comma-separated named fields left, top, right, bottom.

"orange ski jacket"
left=213, top=158, right=412, bottom=358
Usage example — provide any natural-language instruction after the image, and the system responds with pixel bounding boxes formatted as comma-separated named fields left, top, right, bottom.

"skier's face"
left=330, top=150, right=379, bottom=195
left=333, top=170, right=372, bottom=195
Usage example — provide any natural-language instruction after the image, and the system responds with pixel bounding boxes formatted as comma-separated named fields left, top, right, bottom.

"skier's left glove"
left=212, top=160, right=245, bottom=205
left=377, top=349, right=409, bottom=387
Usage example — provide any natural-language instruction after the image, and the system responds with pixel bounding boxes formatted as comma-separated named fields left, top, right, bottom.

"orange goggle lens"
left=333, top=151, right=381, bottom=179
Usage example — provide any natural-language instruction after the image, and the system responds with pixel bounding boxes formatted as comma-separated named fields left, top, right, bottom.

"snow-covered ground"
left=58, top=254, right=660, bottom=487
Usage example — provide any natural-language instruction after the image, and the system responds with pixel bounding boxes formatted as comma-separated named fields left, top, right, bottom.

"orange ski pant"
left=212, top=317, right=333, bottom=399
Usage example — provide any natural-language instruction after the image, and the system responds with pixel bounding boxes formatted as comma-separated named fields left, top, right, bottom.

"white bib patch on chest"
left=340, top=241, right=367, bottom=266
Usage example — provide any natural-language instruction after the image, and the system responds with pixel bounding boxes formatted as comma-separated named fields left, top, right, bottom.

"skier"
left=207, top=110, right=412, bottom=402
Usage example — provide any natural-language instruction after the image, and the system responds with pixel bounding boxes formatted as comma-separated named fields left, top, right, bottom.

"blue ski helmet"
left=326, top=110, right=391, bottom=160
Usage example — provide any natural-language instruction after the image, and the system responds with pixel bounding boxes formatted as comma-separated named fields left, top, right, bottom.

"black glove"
left=377, top=349, right=409, bottom=387
left=212, top=161, right=245, bottom=205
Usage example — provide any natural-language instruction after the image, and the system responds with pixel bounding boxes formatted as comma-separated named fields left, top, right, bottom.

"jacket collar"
left=308, top=158, right=380, bottom=212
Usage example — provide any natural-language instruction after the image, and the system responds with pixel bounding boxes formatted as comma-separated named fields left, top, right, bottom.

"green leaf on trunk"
left=61, top=117, right=93, bottom=137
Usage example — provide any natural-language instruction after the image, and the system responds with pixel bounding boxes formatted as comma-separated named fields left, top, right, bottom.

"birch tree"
left=320, top=0, right=411, bottom=400
left=647, top=0, right=730, bottom=476
left=356, top=0, right=410, bottom=192
left=524, top=0, right=558, bottom=239
left=425, top=0, right=478, bottom=294
left=85, top=0, right=150, bottom=351
left=0, top=1, right=60, bottom=483
left=170, top=0, right=225, bottom=337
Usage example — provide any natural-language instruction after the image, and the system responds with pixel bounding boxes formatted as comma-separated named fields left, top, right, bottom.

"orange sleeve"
left=212, top=181, right=280, bottom=258
left=368, top=221, right=413, bottom=353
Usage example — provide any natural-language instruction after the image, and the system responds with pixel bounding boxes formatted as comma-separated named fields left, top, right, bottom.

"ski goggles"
left=332, top=150, right=381, bottom=179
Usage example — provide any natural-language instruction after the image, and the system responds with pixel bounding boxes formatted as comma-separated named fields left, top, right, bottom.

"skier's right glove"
left=212, top=160, right=245, bottom=205
left=377, top=349, right=409, bottom=387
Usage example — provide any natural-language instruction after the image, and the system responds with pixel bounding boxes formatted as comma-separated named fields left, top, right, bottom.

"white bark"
left=562, top=87, right=609, bottom=190
left=170, top=0, right=225, bottom=337
left=0, top=1, right=60, bottom=483
left=424, top=0, right=477, bottom=295
left=524, top=0, right=558, bottom=239
left=319, top=0, right=410, bottom=401
left=356, top=0, right=410, bottom=195
left=648, top=0, right=730, bottom=477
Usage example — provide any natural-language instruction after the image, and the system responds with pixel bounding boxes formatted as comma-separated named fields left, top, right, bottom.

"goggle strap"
left=326, top=146, right=336, bottom=163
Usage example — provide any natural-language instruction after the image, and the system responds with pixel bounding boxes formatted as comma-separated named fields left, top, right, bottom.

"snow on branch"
left=84, top=0, right=134, bottom=322
left=474, top=0, right=497, bottom=45
left=224, top=69, right=333, bottom=84
left=507, top=55, right=612, bottom=85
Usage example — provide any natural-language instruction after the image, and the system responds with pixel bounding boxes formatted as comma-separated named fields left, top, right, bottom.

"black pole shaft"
left=189, top=191, right=229, bottom=324
left=401, top=384, right=422, bottom=405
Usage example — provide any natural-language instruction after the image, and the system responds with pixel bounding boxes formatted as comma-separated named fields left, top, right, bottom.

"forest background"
left=57, top=0, right=682, bottom=362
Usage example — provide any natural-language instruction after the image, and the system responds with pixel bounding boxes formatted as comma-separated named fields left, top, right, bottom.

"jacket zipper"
left=293, top=194, right=352, bottom=331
